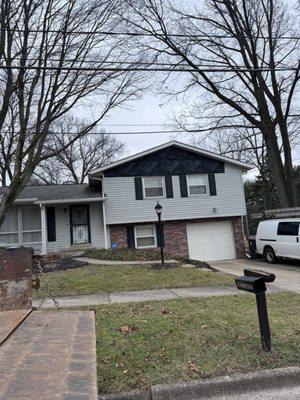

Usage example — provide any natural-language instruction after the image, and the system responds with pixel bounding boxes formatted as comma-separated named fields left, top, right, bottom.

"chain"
left=33, top=257, right=60, bottom=309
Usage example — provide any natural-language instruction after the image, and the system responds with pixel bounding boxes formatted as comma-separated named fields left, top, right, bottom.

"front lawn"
left=94, top=292, right=300, bottom=394
left=33, top=264, right=233, bottom=298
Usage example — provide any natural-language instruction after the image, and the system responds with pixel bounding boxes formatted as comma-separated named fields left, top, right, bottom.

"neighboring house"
left=0, top=141, right=252, bottom=261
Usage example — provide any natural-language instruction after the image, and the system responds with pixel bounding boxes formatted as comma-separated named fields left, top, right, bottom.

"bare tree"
left=125, top=0, right=300, bottom=207
left=31, top=118, right=125, bottom=184
left=0, top=0, right=140, bottom=225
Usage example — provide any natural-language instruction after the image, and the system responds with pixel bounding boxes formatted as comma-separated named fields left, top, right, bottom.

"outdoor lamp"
left=154, top=202, right=164, bottom=266
left=155, top=202, right=163, bottom=216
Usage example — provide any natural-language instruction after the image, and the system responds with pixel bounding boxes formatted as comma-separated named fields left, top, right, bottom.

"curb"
left=99, top=367, right=300, bottom=400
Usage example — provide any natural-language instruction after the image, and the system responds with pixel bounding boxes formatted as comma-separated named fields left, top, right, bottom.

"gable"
left=104, top=146, right=225, bottom=177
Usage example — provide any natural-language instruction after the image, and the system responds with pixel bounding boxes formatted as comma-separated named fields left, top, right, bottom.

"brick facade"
left=232, top=217, right=246, bottom=258
left=0, top=247, right=33, bottom=311
left=109, top=216, right=246, bottom=259
left=110, top=225, right=128, bottom=248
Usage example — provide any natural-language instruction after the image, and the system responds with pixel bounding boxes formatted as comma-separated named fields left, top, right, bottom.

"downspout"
left=39, top=204, right=47, bottom=255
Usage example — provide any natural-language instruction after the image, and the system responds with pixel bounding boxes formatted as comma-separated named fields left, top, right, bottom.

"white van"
left=256, top=219, right=300, bottom=263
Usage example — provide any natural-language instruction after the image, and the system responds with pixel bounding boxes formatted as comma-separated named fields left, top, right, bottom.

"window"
left=0, top=209, right=18, bottom=245
left=277, top=221, right=299, bottom=236
left=135, top=225, right=157, bottom=248
left=0, top=207, right=42, bottom=246
left=187, top=174, right=208, bottom=195
left=22, top=207, right=42, bottom=243
left=142, top=176, right=164, bottom=198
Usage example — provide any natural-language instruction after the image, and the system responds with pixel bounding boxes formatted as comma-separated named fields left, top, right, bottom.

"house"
left=0, top=141, right=252, bottom=261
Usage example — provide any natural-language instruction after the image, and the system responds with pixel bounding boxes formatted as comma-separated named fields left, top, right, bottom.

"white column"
left=102, top=201, right=108, bottom=249
left=40, top=204, right=47, bottom=255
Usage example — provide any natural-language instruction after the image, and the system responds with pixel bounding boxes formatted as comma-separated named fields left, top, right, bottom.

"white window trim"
left=186, top=174, right=209, bottom=197
left=134, top=224, right=157, bottom=249
left=142, top=176, right=165, bottom=199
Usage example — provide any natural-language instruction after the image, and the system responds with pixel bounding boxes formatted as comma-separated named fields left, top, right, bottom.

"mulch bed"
left=42, top=257, right=88, bottom=273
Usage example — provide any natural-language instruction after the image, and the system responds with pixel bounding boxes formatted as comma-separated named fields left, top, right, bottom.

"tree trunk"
left=262, top=128, right=292, bottom=208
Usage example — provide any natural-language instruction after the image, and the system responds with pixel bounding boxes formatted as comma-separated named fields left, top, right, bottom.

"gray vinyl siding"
left=104, top=163, right=247, bottom=225
left=47, top=202, right=105, bottom=252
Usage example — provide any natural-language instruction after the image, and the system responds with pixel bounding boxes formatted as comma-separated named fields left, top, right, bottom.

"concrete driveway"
left=210, top=258, right=300, bottom=293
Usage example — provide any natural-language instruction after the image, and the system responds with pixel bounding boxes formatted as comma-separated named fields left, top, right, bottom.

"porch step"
left=0, top=310, right=98, bottom=400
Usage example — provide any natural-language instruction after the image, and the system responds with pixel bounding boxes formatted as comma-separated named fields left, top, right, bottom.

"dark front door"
left=70, top=205, right=90, bottom=244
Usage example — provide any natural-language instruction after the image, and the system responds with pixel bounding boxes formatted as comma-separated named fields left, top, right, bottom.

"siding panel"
left=47, top=202, right=105, bottom=252
left=104, top=164, right=247, bottom=224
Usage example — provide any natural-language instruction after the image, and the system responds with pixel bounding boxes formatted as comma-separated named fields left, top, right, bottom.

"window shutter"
left=156, top=223, right=165, bottom=247
left=179, top=174, right=188, bottom=197
left=126, top=226, right=135, bottom=248
left=208, top=173, right=217, bottom=196
left=134, top=177, right=143, bottom=200
left=165, top=175, right=173, bottom=198
left=46, top=207, right=56, bottom=242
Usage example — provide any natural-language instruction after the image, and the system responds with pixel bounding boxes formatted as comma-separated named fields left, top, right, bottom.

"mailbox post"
left=235, top=269, right=276, bottom=352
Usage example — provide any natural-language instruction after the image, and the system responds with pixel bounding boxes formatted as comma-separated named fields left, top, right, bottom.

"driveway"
left=210, top=258, right=300, bottom=293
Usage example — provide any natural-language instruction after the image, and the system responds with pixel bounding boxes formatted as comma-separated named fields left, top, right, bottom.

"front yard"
left=94, top=292, right=300, bottom=394
left=34, top=264, right=234, bottom=298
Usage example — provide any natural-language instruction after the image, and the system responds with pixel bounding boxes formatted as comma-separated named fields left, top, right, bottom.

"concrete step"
left=0, top=310, right=98, bottom=400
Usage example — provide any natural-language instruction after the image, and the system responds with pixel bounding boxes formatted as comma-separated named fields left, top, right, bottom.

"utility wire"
left=0, top=65, right=298, bottom=72
left=9, top=28, right=300, bottom=40
left=11, top=57, right=298, bottom=70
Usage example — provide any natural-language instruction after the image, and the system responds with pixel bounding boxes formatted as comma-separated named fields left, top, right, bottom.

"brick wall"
left=232, top=217, right=246, bottom=258
left=163, top=221, right=189, bottom=258
left=0, top=248, right=33, bottom=311
left=108, top=216, right=246, bottom=259
left=110, top=225, right=128, bottom=248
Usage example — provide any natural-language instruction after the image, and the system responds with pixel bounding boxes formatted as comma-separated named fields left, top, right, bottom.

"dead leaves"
left=160, top=308, right=173, bottom=315
left=118, top=325, right=137, bottom=334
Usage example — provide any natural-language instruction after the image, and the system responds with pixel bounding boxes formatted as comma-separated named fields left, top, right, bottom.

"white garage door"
left=187, top=221, right=236, bottom=261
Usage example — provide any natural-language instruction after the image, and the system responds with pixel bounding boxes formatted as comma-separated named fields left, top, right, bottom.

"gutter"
left=34, top=197, right=107, bottom=205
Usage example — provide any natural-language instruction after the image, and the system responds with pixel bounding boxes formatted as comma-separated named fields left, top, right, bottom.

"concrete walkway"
left=74, top=256, right=178, bottom=265
left=0, top=310, right=98, bottom=400
left=33, top=284, right=280, bottom=309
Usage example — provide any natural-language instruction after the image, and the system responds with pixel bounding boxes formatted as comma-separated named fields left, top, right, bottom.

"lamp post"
left=155, top=202, right=164, bottom=266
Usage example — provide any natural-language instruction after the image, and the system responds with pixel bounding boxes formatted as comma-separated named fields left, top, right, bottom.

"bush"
left=84, top=248, right=172, bottom=261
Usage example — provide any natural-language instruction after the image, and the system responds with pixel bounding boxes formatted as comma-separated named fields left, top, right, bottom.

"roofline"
left=34, top=197, right=106, bottom=205
left=89, top=140, right=253, bottom=175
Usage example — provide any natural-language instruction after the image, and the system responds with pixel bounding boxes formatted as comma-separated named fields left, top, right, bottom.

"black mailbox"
left=244, top=269, right=276, bottom=283
left=235, top=276, right=266, bottom=294
left=235, top=269, right=276, bottom=353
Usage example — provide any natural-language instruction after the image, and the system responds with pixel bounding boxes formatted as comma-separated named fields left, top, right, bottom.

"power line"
left=10, top=28, right=300, bottom=40
left=13, top=57, right=298, bottom=70
left=0, top=65, right=298, bottom=73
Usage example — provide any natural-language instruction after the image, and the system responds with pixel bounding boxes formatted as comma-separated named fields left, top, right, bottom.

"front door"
left=70, top=205, right=90, bottom=244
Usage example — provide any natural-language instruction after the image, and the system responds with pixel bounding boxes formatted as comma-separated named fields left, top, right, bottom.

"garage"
left=187, top=220, right=236, bottom=261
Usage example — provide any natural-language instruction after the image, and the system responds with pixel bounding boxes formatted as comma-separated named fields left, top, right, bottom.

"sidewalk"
left=33, top=284, right=280, bottom=309
left=73, top=256, right=178, bottom=265
left=0, top=311, right=98, bottom=400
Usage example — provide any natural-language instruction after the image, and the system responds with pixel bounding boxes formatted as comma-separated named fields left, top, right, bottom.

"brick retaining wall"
left=0, top=248, right=33, bottom=311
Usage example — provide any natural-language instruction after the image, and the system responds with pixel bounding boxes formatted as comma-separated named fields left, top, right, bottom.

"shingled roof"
left=0, top=184, right=103, bottom=203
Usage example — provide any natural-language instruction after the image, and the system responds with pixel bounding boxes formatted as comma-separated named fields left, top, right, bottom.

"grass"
left=84, top=248, right=172, bottom=261
left=92, top=292, right=300, bottom=394
left=33, top=264, right=234, bottom=298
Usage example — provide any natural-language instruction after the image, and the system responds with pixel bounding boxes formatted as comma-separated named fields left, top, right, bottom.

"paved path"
left=210, top=258, right=300, bottom=293
left=0, top=311, right=98, bottom=400
left=33, top=284, right=280, bottom=309
left=74, top=256, right=178, bottom=265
